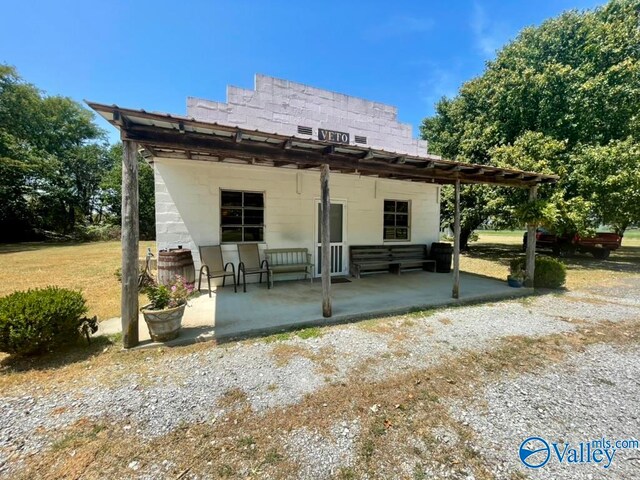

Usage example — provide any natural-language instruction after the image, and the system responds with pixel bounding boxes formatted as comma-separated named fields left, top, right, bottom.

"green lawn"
left=0, top=241, right=155, bottom=321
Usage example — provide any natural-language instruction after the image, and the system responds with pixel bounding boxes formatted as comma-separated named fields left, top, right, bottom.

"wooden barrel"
left=157, top=249, right=196, bottom=285
left=430, top=242, right=453, bottom=273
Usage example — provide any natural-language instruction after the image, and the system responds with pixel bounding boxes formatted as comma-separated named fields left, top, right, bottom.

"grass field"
left=0, top=241, right=155, bottom=320
left=0, top=231, right=638, bottom=320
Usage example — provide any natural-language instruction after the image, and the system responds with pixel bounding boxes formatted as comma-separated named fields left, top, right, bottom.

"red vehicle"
left=523, top=228, right=622, bottom=259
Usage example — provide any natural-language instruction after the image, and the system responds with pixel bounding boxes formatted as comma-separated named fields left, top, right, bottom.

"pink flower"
left=171, top=285, right=177, bottom=292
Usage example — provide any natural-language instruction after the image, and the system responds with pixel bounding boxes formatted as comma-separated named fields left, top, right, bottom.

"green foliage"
left=422, top=1, right=640, bottom=244
left=143, top=276, right=194, bottom=310
left=572, top=137, right=640, bottom=234
left=0, top=287, right=89, bottom=355
left=510, top=257, right=567, bottom=289
left=0, top=64, right=116, bottom=241
left=100, top=143, right=156, bottom=240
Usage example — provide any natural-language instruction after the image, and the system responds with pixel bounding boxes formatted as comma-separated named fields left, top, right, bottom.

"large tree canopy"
left=0, top=65, right=156, bottom=242
left=422, top=0, right=640, bottom=247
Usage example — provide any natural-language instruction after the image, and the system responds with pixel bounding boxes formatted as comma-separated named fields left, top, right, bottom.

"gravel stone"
left=1, top=277, right=638, bottom=478
left=449, top=343, right=640, bottom=479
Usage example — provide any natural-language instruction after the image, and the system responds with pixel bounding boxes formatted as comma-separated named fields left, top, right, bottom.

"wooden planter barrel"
left=157, top=249, right=196, bottom=285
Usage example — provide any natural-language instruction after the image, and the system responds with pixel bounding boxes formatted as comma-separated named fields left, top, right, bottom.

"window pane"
left=317, top=204, right=343, bottom=242
left=244, top=209, right=264, bottom=225
left=396, top=214, right=409, bottom=227
left=384, top=200, right=395, bottom=213
left=384, top=213, right=395, bottom=227
left=384, top=227, right=396, bottom=240
left=395, top=228, right=409, bottom=240
left=221, top=208, right=242, bottom=225
left=330, top=204, right=343, bottom=243
left=221, top=227, right=242, bottom=243
left=221, top=191, right=242, bottom=207
left=244, top=227, right=264, bottom=242
left=244, top=192, right=264, bottom=208
left=396, top=201, right=409, bottom=213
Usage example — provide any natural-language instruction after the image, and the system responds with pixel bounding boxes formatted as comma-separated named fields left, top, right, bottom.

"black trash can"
left=430, top=242, right=453, bottom=273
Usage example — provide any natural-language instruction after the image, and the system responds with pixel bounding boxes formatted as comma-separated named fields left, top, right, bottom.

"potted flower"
left=141, top=276, right=194, bottom=342
left=507, top=268, right=525, bottom=288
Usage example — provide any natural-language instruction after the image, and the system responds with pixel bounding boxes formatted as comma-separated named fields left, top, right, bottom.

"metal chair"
left=237, top=243, right=271, bottom=292
left=198, top=245, right=237, bottom=296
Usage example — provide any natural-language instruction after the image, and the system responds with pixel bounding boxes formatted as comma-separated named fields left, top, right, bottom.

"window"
left=383, top=200, right=410, bottom=241
left=220, top=190, right=264, bottom=243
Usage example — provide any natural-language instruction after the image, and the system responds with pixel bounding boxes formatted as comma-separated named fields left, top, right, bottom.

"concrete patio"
left=99, top=270, right=531, bottom=348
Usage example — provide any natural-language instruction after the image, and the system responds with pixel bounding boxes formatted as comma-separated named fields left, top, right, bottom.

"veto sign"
left=318, top=128, right=350, bottom=144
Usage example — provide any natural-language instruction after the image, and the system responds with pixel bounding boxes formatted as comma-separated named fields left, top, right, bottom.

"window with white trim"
left=383, top=200, right=410, bottom=241
left=220, top=190, right=264, bottom=243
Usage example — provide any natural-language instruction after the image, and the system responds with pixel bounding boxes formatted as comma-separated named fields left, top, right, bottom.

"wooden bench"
left=265, top=248, right=314, bottom=287
left=349, top=245, right=436, bottom=278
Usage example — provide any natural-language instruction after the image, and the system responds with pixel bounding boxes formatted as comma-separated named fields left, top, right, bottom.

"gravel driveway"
left=1, top=277, right=639, bottom=478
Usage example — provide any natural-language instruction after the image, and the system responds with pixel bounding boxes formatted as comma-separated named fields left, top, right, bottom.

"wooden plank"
left=452, top=179, right=461, bottom=299
left=121, top=140, right=139, bottom=348
left=124, top=128, right=545, bottom=188
left=321, top=164, right=332, bottom=318
left=525, top=185, right=538, bottom=287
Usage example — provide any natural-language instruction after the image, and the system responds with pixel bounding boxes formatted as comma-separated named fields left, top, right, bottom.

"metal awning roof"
left=87, top=101, right=558, bottom=187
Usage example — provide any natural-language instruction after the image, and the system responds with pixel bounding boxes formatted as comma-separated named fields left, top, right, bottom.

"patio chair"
left=237, top=243, right=272, bottom=293
left=198, top=245, right=237, bottom=296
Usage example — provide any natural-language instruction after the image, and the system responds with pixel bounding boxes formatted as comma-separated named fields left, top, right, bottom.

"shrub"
left=509, top=256, right=567, bottom=289
left=76, top=224, right=121, bottom=242
left=0, top=287, right=89, bottom=355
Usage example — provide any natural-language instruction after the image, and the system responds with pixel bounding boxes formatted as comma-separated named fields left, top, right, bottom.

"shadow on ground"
left=0, top=335, right=118, bottom=373
left=466, top=242, right=640, bottom=274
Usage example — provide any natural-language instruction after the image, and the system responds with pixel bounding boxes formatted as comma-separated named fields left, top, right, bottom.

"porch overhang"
left=87, top=100, right=554, bottom=348
left=87, top=101, right=558, bottom=188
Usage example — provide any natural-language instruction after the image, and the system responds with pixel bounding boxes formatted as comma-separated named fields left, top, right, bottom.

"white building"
left=154, top=75, right=441, bottom=278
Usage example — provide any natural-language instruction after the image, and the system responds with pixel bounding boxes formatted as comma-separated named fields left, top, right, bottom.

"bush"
left=0, top=287, right=89, bottom=355
left=509, top=256, right=567, bottom=289
left=75, top=224, right=121, bottom=242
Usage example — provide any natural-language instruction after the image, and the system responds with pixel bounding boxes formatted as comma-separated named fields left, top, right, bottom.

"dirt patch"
left=270, top=343, right=337, bottom=375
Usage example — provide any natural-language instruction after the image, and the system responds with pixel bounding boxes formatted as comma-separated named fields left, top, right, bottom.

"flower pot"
left=141, top=303, right=186, bottom=342
left=507, top=276, right=523, bottom=288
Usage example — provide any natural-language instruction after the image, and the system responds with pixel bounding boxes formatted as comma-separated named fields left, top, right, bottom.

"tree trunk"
left=459, top=227, right=474, bottom=251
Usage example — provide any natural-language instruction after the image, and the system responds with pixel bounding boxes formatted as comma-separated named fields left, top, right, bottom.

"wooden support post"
left=525, top=185, right=538, bottom=288
left=452, top=179, right=461, bottom=299
left=121, top=140, right=139, bottom=348
left=320, top=164, right=332, bottom=318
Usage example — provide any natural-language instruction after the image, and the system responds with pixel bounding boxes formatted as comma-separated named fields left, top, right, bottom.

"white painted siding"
left=155, top=159, right=441, bottom=283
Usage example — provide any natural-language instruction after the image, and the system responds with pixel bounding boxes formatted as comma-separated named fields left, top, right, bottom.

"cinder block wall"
left=186, top=74, right=429, bottom=156
left=154, top=160, right=441, bottom=283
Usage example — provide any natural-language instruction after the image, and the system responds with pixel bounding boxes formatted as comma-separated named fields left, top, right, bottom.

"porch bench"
left=265, top=248, right=314, bottom=287
left=388, top=244, right=436, bottom=274
left=349, top=245, right=436, bottom=278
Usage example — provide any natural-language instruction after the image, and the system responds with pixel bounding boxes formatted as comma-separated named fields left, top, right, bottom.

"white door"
left=315, top=200, right=347, bottom=276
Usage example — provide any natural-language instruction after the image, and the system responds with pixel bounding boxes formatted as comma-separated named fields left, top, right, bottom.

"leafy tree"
left=573, top=138, right=640, bottom=235
left=100, top=143, right=156, bottom=240
left=0, top=65, right=117, bottom=240
left=422, top=0, right=640, bottom=247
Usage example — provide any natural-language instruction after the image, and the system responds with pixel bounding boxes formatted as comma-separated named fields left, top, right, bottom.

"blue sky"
left=2, top=0, right=604, bottom=143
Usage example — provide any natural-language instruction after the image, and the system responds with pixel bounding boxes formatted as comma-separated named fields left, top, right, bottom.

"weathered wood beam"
left=121, top=140, right=139, bottom=348
left=323, top=144, right=335, bottom=155
left=320, top=164, right=332, bottom=318
left=452, top=178, right=461, bottom=299
left=525, top=185, right=538, bottom=288
left=121, top=128, right=540, bottom=188
left=361, top=150, right=375, bottom=160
